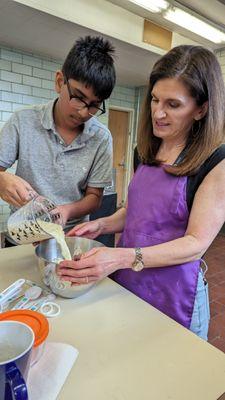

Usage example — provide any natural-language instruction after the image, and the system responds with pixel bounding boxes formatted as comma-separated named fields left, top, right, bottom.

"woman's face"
left=151, top=77, right=205, bottom=143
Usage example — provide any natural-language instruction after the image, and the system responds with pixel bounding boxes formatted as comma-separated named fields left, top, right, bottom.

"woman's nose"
left=154, top=105, right=167, bottom=119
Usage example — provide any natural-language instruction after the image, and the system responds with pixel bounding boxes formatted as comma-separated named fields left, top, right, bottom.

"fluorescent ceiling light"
left=129, top=0, right=169, bottom=13
left=164, top=7, right=225, bottom=43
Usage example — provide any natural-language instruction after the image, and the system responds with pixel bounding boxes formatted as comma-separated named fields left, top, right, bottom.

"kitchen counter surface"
left=0, top=244, right=225, bottom=400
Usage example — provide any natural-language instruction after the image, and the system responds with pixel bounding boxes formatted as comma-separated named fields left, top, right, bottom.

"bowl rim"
left=35, top=236, right=104, bottom=262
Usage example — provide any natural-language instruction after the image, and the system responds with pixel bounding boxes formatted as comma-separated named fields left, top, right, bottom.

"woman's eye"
left=169, top=102, right=179, bottom=108
left=151, top=98, right=158, bottom=103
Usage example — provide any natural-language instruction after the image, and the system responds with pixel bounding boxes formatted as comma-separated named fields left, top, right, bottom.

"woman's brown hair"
left=137, top=45, right=225, bottom=175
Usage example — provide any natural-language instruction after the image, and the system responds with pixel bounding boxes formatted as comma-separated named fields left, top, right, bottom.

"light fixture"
left=164, top=7, right=225, bottom=44
left=129, top=0, right=169, bottom=13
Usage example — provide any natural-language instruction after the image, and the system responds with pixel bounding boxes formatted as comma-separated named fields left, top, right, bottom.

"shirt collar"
left=40, top=99, right=56, bottom=130
left=79, top=117, right=99, bottom=143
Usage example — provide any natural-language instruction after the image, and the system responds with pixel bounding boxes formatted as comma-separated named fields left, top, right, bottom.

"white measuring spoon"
left=0, top=279, right=25, bottom=306
left=12, top=286, right=43, bottom=310
left=0, top=288, right=23, bottom=312
left=28, top=293, right=56, bottom=311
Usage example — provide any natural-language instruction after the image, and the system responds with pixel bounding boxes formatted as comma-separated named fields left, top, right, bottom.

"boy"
left=0, top=36, right=116, bottom=243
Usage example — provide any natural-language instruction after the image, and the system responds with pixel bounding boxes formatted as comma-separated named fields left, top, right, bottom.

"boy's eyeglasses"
left=65, top=77, right=106, bottom=117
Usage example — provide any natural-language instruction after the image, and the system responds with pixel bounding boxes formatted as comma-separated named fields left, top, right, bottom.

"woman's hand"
left=66, top=219, right=105, bottom=239
left=56, top=247, right=134, bottom=285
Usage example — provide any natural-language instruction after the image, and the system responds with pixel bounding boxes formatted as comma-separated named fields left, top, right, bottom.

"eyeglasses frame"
left=64, top=76, right=106, bottom=117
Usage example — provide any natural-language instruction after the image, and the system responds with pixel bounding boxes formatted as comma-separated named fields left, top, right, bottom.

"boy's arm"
left=57, top=186, right=103, bottom=224
left=0, top=114, right=36, bottom=207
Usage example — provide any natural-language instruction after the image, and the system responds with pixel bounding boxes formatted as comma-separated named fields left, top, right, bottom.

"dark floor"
left=205, top=234, right=225, bottom=353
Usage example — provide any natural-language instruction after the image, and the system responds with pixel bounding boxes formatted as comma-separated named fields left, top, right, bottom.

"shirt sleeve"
left=87, top=132, right=113, bottom=188
left=0, top=113, right=19, bottom=169
left=187, top=144, right=225, bottom=210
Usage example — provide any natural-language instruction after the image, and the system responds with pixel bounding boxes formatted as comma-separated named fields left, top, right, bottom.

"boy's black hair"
left=62, top=35, right=116, bottom=100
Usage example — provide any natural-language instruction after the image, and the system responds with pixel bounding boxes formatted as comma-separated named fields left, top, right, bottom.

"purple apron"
left=111, top=165, right=200, bottom=328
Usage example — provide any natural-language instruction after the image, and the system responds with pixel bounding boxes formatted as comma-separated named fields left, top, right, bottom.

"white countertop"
left=0, top=244, right=225, bottom=400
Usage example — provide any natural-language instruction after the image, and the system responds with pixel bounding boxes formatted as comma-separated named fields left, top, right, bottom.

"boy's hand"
left=0, top=172, right=36, bottom=207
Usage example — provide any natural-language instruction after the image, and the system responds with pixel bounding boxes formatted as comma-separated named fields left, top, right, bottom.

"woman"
left=57, top=45, right=225, bottom=340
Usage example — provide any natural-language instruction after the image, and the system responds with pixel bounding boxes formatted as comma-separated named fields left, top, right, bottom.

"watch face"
left=133, top=261, right=144, bottom=272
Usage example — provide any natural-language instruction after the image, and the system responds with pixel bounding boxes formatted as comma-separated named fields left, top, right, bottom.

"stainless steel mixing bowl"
left=35, top=236, right=104, bottom=298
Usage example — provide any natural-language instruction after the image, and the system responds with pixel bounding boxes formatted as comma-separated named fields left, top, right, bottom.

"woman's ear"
left=195, top=101, right=208, bottom=121
left=55, top=70, right=64, bottom=94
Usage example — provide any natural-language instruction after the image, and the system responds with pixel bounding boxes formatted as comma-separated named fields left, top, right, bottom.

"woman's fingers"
left=57, top=254, right=102, bottom=283
left=66, top=221, right=101, bottom=239
left=57, top=265, right=96, bottom=278
left=66, top=223, right=89, bottom=237
left=63, top=275, right=97, bottom=285
left=58, top=265, right=98, bottom=284
left=80, top=248, right=100, bottom=259
left=73, top=226, right=91, bottom=236
left=58, top=250, right=100, bottom=270
left=56, top=247, right=119, bottom=284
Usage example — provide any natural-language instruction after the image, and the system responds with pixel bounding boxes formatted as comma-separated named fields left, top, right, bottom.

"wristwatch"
left=131, top=247, right=144, bottom=272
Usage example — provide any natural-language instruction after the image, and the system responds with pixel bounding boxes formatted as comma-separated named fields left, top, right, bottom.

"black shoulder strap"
left=173, top=147, right=187, bottom=166
left=133, top=146, right=187, bottom=171
left=133, top=146, right=141, bottom=172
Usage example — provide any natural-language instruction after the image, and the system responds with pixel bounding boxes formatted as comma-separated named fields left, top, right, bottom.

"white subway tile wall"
left=0, top=45, right=140, bottom=230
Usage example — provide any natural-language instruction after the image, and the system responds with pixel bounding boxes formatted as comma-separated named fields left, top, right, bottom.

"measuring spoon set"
left=0, top=279, right=60, bottom=317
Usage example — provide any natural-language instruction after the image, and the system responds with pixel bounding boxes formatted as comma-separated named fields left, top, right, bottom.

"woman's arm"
left=67, top=206, right=127, bottom=238
left=100, top=206, right=127, bottom=234
left=57, top=161, right=225, bottom=283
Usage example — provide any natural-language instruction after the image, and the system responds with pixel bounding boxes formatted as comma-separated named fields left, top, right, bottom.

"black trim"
left=187, top=144, right=225, bottom=210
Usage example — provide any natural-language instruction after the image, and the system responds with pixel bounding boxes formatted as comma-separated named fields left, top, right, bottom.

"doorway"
left=108, top=108, right=133, bottom=207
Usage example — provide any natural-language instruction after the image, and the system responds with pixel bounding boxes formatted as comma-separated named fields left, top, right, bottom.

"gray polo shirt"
left=0, top=100, right=113, bottom=229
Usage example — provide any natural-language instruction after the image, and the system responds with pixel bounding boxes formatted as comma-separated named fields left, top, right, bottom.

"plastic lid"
left=0, top=310, right=49, bottom=347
